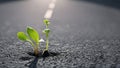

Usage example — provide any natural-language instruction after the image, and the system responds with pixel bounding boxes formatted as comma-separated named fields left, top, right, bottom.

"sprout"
left=17, top=26, right=40, bottom=56
left=43, top=19, right=50, bottom=28
left=43, top=19, right=50, bottom=51
left=43, top=28, right=50, bottom=50
left=17, top=19, right=51, bottom=57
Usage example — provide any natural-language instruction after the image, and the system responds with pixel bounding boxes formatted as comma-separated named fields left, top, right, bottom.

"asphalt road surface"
left=0, top=0, right=120, bottom=68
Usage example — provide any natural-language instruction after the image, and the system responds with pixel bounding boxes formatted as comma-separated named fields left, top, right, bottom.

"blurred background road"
left=51, top=0, right=120, bottom=40
left=0, top=0, right=51, bottom=39
left=0, top=0, right=120, bottom=40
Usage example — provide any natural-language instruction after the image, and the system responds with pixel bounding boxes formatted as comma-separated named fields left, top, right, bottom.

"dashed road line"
left=44, top=0, right=56, bottom=19
left=49, top=2, right=55, bottom=9
left=44, top=9, right=53, bottom=19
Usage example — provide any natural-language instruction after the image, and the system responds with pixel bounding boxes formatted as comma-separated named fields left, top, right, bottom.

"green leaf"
left=42, top=28, right=50, bottom=34
left=17, top=32, right=30, bottom=41
left=43, top=19, right=50, bottom=26
left=27, top=26, right=40, bottom=43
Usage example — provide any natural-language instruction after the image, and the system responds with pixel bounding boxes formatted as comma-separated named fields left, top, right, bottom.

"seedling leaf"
left=17, top=32, right=30, bottom=41
left=42, top=28, right=50, bottom=34
left=27, top=26, right=40, bottom=43
left=43, top=19, right=50, bottom=26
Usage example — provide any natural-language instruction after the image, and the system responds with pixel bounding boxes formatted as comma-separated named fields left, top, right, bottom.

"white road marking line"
left=52, top=0, right=56, bottom=3
left=44, top=0, right=56, bottom=19
left=44, top=9, right=53, bottom=19
left=49, top=3, right=55, bottom=9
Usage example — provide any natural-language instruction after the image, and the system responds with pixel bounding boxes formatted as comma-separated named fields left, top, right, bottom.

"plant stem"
left=29, top=40, right=39, bottom=56
left=46, top=25, right=48, bottom=29
left=34, top=42, right=39, bottom=56
left=29, top=41, right=35, bottom=48
left=46, top=34, right=49, bottom=50
left=34, top=46, right=39, bottom=56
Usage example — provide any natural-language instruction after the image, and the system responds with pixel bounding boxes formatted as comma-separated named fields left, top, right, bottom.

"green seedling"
left=17, top=26, right=40, bottom=56
left=43, top=19, right=50, bottom=52
left=43, top=28, right=50, bottom=50
left=43, top=19, right=50, bottom=28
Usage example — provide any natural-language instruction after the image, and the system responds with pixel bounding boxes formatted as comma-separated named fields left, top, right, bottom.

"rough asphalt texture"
left=0, top=0, right=120, bottom=68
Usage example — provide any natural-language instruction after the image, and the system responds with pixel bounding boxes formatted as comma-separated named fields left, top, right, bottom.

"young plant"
left=17, top=26, right=40, bottom=56
left=43, top=19, right=50, bottom=52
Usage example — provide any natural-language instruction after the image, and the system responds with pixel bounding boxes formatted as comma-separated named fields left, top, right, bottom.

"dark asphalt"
left=51, top=0, right=120, bottom=40
left=0, top=0, right=120, bottom=68
left=0, top=0, right=50, bottom=39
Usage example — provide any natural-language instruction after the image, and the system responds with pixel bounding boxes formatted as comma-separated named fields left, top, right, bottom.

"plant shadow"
left=42, top=51, right=60, bottom=61
left=20, top=51, right=60, bottom=68
left=28, top=57, right=39, bottom=68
